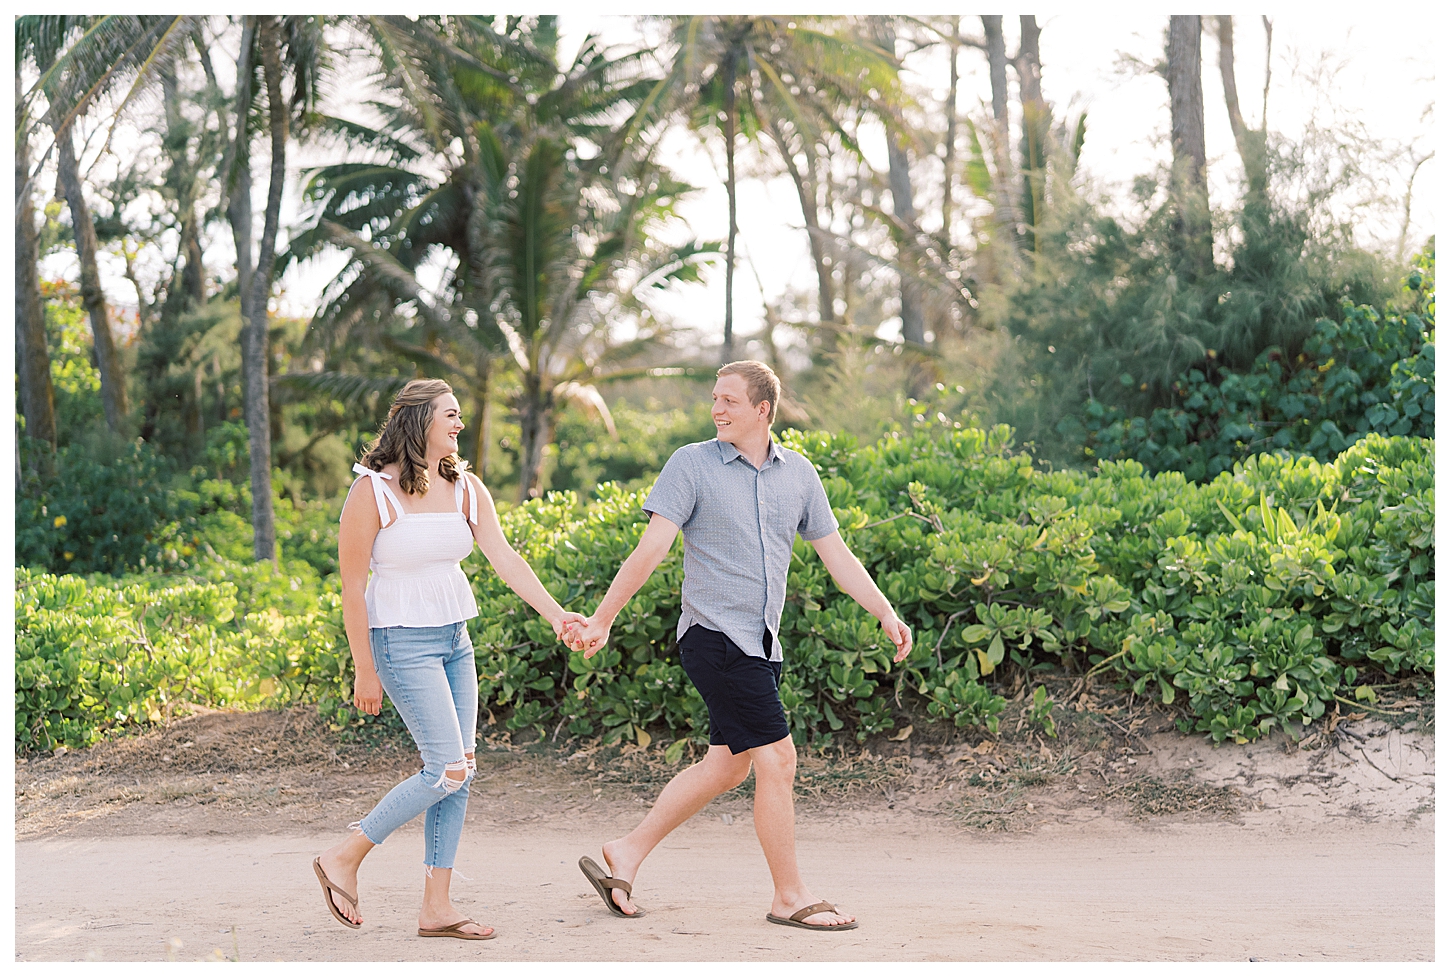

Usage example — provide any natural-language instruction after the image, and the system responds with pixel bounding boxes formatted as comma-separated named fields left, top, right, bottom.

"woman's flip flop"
left=578, top=856, right=647, bottom=918
left=418, top=919, right=496, bottom=940
left=312, top=856, right=361, bottom=929
left=766, top=901, right=859, bottom=931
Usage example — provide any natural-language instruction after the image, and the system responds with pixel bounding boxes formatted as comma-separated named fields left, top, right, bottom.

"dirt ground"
left=13, top=683, right=1435, bottom=962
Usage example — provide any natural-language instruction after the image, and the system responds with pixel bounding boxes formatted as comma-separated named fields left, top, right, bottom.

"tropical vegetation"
left=14, top=15, right=1434, bottom=755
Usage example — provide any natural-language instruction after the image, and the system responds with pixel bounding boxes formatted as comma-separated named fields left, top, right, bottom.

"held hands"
left=553, top=610, right=589, bottom=642
left=882, top=614, right=913, bottom=663
left=559, top=614, right=612, bottom=659
left=555, top=609, right=906, bottom=662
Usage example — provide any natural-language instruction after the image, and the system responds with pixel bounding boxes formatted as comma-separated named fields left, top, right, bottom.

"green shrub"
left=15, top=437, right=195, bottom=575
left=16, top=444, right=343, bottom=579
left=14, top=563, right=349, bottom=752
left=18, top=426, right=1432, bottom=754
left=466, top=425, right=1433, bottom=749
left=548, top=401, right=717, bottom=501
left=1075, top=252, right=1434, bottom=479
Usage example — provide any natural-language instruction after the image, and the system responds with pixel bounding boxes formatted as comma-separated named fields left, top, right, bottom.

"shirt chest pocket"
left=758, top=481, right=808, bottom=540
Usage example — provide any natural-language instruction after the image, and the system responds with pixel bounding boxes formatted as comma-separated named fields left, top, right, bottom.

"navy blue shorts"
left=678, top=625, right=790, bottom=754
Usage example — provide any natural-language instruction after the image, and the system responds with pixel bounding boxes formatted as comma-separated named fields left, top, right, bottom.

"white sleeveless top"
left=348, top=463, right=481, bottom=629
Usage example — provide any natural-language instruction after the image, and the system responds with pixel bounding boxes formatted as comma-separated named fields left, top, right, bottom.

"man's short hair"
left=717, top=360, right=781, bottom=425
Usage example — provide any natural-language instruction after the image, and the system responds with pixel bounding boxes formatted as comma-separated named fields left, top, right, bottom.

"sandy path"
left=15, top=809, right=1432, bottom=962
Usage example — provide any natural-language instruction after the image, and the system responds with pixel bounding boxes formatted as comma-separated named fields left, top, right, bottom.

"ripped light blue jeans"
left=358, top=622, right=478, bottom=869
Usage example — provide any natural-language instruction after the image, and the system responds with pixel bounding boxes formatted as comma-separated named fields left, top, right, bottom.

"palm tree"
left=627, top=16, right=897, bottom=360
left=240, top=14, right=322, bottom=563
left=16, top=15, right=197, bottom=434
left=15, top=76, right=57, bottom=456
left=289, top=16, right=705, bottom=499
left=19, top=14, right=327, bottom=562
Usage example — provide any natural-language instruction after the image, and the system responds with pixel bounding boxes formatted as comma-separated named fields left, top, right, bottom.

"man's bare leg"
left=599, top=745, right=752, bottom=914
left=750, top=735, right=855, bottom=927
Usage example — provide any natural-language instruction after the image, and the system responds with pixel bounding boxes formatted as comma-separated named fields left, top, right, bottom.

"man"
left=565, top=360, right=912, bottom=931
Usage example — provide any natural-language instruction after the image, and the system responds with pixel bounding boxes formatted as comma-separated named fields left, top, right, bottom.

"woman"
left=312, top=379, right=581, bottom=940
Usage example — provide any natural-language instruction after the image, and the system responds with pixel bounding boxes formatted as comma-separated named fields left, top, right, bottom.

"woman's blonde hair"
left=359, top=379, right=467, bottom=496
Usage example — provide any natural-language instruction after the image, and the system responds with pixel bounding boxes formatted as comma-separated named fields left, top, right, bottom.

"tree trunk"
left=721, top=42, right=740, bottom=363
left=1167, top=15, right=1212, bottom=277
left=121, top=246, right=151, bottom=331
left=887, top=139, right=926, bottom=347
left=54, top=122, right=128, bottom=433
left=160, top=63, right=205, bottom=308
left=516, top=376, right=552, bottom=502
left=1215, top=16, right=1268, bottom=202
left=872, top=17, right=925, bottom=347
left=473, top=356, right=492, bottom=479
left=1215, top=16, right=1247, bottom=160
left=1015, top=15, right=1048, bottom=252
left=941, top=16, right=960, bottom=237
left=224, top=19, right=257, bottom=327
left=15, top=105, right=57, bottom=452
left=244, top=16, right=287, bottom=564
left=981, top=15, right=1019, bottom=246
left=1260, top=17, right=1273, bottom=132
left=767, top=117, right=834, bottom=349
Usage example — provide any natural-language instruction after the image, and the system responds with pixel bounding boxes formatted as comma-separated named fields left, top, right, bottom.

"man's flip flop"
left=578, top=856, right=647, bottom=918
left=418, top=919, right=496, bottom=940
left=766, top=901, right=859, bottom=931
left=312, top=856, right=361, bottom=929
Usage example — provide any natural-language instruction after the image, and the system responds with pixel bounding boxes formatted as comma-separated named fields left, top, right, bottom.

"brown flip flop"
left=418, top=918, right=496, bottom=940
left=578, top=856, right=647, bottom=918
left=312, top=856, right=361, bottom=929
left=766, top=901, right=858, bottom=931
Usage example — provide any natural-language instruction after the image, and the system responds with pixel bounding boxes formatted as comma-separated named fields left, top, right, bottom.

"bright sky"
left=575, top=12, right=1437, bottom=352
left=34, top=11, right=1437, bottom=349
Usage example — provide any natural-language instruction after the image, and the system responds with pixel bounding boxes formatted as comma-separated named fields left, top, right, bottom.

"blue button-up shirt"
left=642, top=438, right=839, bottom=662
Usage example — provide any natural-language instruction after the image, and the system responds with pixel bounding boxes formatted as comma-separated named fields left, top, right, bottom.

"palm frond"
left=553, top=381, right=617, bottom=437
left=271, top=370, right=409, bottom=406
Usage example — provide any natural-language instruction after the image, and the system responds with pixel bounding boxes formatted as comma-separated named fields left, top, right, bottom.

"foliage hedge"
left=14, top=560, right=348, bottom=751
left=1071, top=253, right=1434, bottom=480
left=469, top=426, right=1432, bottom=751
left=16, top=426, right=1433, bottom=754
left=15, top=434, right=342, bottom=579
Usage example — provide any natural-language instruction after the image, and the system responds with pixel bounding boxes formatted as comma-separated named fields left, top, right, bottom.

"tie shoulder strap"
left=457, top=473, right=479, bottom=526
left=350, top=463, right=401, bottom=528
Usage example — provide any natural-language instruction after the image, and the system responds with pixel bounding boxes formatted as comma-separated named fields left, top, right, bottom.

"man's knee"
left=750, top=737, right=797, bottom=781
left=722, top=758, right=753, bottom=790
left=702, top=748, right=752, bottom=790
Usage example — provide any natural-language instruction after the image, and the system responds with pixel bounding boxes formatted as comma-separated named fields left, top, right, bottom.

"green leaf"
left=960, top=624, right=991, bottom=644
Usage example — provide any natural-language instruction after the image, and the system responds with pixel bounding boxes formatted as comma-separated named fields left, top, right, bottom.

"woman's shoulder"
left=352, top=459, right=402, bottom=479
left=458, top=468, right=488, bottom=491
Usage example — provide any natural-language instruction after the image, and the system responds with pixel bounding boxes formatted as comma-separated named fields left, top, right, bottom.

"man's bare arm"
left=809, top=530, right=913, bottom=662
left=571, top=513, right=681, bottom=657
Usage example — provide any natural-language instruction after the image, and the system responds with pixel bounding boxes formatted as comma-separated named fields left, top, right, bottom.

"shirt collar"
left=717, top=437, right=782, bottom=468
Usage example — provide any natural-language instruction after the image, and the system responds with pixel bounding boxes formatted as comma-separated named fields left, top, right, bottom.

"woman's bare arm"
left=338, top=480, right=387, bottom=714
left=465, top=473, right=582, bottom=636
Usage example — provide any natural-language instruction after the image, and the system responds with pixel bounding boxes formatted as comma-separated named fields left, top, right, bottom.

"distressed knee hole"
left=432, top=759, right=470, bottom=793
left=465, top=752, right=476, bottom=774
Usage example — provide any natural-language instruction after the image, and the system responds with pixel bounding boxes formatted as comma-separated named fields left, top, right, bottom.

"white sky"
left=28, top=10, right=1439, bottom=348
